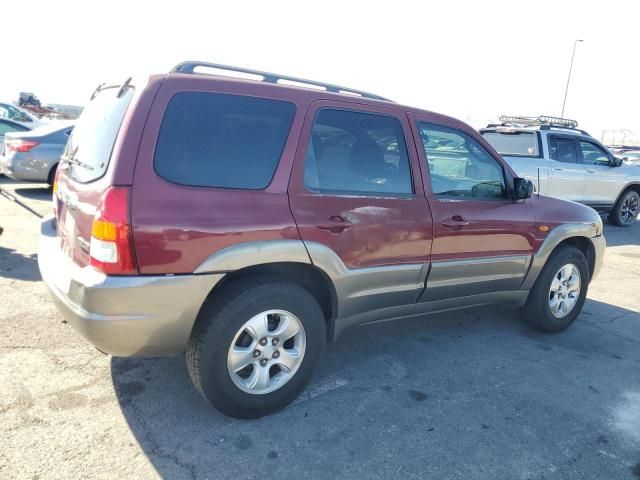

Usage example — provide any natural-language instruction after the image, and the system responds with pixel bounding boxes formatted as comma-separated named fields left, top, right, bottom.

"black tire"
left=521, top=245, right=589, bottom=333
left=609, top=189, right=640, bottom=227
left=47, top=163, right=58, bottom=187
left=186, top=276, right=326, bottom=419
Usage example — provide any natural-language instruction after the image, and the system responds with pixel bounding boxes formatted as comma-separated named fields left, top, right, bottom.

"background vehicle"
left=0, top=118, right=31, bottom=158
left=18, top=92, right=41, bottom=108
left=620, top=150, right=640, bottom=165
left=0, top=102, right=40, bottom=128
left=39, top=63, right=604, bottom=419
left=481, top=116, right=640, bottom=226
left=1, top=122, right=73, bottom=185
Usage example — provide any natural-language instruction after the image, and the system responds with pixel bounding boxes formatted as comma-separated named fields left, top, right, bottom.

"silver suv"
left=481, top=116, right=640, bottom=226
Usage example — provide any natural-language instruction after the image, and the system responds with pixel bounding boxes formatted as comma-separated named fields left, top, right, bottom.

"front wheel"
left=521, top=245, right=589, bottom=333
left=610, top=189, right=639, bottom=227
left=186, top=277, right=326, bottom=418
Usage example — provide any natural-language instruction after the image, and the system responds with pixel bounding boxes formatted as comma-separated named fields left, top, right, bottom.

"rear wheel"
left=610, top=189, right=639, bottom=226
left=521, top=245, right=589, bottom=333
left=186, top=277, right=326, bottom=418
left=46, top=163, right=58, bottom=187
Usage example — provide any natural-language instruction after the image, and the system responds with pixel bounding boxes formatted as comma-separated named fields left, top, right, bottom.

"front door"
left=289, top=101, right=433, bottom=318
left=547, top=135, right=586, bottom=202
left=409, top=116, right=537, bottom=301
left=577, top=139, right=622, bottom=206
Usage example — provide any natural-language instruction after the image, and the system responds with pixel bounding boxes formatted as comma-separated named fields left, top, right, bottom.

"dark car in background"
left=0, top=122, right=73, bottom=185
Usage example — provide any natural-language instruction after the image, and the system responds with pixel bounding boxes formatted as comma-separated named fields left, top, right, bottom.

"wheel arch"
left=521, top=222, right=600, bottom=290
left=194, top=240, right=338, bottom=341
left=615, top=182, right=640, bottom=205
left=553, top=237, right=596, bottom=280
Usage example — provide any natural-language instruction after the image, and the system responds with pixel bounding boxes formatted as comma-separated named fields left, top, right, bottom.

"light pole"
left=561, top=39, right=584, bottom=118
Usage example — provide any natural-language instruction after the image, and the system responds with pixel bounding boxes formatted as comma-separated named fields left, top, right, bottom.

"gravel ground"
left=1, top=176, right=639, bottom=480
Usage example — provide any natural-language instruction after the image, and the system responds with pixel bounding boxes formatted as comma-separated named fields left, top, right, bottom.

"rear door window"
left=303, top=108, right=413, bottom=196
left=549, top=137, right=578, bottom=164
left=154, top=92, right=296, bottom=190
left=64, top=86, right=134, bottom=183
left=0, top=120, right=28, bottom=134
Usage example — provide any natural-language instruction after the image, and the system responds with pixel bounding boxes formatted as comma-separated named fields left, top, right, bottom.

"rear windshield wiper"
left=61, top=148, right=94, bottom=171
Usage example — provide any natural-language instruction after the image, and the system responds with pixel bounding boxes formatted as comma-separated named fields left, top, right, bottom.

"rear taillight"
left=6, top=139, right=40, bottom=153
left=89, top=186, right=138, bottom=275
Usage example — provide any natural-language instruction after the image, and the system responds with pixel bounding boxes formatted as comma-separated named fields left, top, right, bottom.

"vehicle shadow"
left=13, top=186, right=52, bottom=201
left=110, top=299, right=640, bottom=479
left=603, top=221, right=640, bottom=247
left=0, top=246, right=40, bottom=281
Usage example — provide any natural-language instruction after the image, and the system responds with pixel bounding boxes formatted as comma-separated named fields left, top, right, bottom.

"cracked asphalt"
left=1, top=175, right=640, bottom=479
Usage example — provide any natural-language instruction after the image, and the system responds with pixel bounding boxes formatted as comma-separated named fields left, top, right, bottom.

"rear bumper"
left=38, top=216, right=224, bottom=356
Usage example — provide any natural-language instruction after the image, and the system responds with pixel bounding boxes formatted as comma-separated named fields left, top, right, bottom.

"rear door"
left=547, top=135, right=585, bottom=202
left=409, top=115, right=536, bottom=301
left=577, top=139, right=623, bottom=206
left=289, top=101, right=433, bottom=315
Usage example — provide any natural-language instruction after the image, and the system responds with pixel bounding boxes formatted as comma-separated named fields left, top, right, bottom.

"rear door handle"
left=441, top=215, right=469, bottom=228
left=316, top=216, right=352, bottom=233
left=553, top=167, right=564, bottom=171
left=587, top=169, right=596, bottom=173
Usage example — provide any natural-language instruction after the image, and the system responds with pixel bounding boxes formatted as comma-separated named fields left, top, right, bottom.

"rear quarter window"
left=481, top=131, right=540, bottom=157
left=154, top=92, right=296, bottom=190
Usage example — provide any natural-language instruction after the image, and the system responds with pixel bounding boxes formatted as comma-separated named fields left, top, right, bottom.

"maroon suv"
left=38, top=62, right=605, bottom=418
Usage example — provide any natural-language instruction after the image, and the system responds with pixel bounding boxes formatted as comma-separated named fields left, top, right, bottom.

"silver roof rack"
left=490, top=115, right=590, bottom=136
left=498, top=115, right=579, bottom=129
left=171, top=61, right=393, bottom=102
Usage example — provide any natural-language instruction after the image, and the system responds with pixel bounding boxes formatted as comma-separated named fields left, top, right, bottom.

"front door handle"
left=316, top=216, right=352, bottom=233
left=586, top=169, right=596, bottom=173
left=441, top=215, right=469, bottom=228
left=553, top=167, right=564, bottom=171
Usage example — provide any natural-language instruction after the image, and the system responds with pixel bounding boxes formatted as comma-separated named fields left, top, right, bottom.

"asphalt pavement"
left=1, top=175, right=639, bottom=479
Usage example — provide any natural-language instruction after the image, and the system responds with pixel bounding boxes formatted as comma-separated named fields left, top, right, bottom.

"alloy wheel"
left=621, top=194, right=639, bottom=224
left=227, top=310, right=306, bottom=395
left=548, top=263, right=581, bottom=318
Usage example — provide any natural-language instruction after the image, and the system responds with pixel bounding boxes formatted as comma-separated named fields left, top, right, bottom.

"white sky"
left=2, top=0, right=638, bottom=140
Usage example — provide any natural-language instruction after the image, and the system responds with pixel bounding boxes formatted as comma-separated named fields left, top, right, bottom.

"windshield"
left=63, top=86, right=134, bottom=183
left=482, top=131, right=540, bottom=157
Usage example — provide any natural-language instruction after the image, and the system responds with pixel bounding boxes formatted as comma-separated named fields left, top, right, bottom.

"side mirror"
left=611, top=157, right=623, bottom=167
left=513, top=177, right=534, bottom=201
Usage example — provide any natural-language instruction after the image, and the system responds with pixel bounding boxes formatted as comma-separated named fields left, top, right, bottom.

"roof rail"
left=494, top=115, right=590, bottom=136
left=171, top=61, right=393, bottom=102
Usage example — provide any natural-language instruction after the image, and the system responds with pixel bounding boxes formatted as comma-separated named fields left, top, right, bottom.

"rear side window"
left=0, top=120, right=28, bottom=134
left=154, top=92, right=296, bottom=189
left=64, top=86, right=134, bottom=183
left=481, top=131, right=540, bottom=157
left=303, top=109, right=413, bottom=196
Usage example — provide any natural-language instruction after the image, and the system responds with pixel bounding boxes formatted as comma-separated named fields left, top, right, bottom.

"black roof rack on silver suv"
left=488, top=115, right=591, bottom=136
left=171, top=61, right=393, bottom=102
